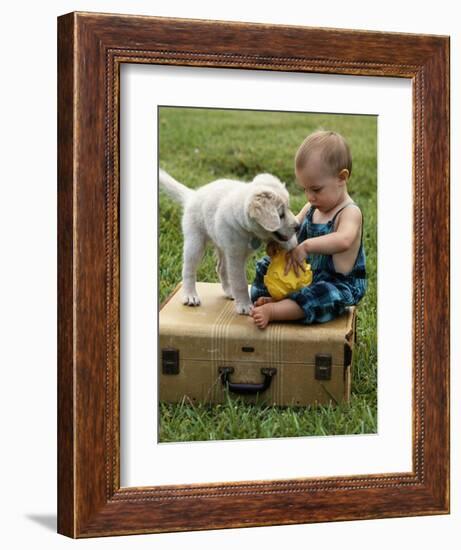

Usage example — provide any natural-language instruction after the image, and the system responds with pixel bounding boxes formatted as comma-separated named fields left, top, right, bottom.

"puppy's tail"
left=159, top=169, right=194, bottom=206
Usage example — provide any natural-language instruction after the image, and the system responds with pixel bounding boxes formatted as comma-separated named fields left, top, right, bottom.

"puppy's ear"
left=248, top=191, right=280, bottom=232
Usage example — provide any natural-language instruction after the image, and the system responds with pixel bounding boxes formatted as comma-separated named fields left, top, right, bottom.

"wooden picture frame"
left=57, top=11, right=450, bottom=538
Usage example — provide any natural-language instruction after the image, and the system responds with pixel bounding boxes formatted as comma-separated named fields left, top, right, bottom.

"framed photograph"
left=157, top=106, right=377, bottom=440
left=58, top=12, right=450, bottom=537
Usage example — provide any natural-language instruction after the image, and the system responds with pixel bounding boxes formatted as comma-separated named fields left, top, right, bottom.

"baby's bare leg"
left=254, top=296, right=274, bottom=307
left=250, top=298, right=305, bottom=329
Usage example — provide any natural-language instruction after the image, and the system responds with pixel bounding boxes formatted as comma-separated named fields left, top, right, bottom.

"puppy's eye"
left=279, top=212, right=285, bottom=219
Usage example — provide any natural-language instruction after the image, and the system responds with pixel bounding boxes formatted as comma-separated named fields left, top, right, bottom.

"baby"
left=250, top=130, right=367, bottom=329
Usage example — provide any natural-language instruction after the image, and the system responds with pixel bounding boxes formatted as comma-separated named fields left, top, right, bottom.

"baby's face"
left=296, top=152, right=347, bottom=212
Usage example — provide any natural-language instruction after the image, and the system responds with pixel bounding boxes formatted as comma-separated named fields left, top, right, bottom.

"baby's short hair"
left=295, top=130, right=352, bottom=177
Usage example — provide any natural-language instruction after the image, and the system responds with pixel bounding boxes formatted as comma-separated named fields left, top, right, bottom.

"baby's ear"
left=248, top=191, right=280, bottom=232
left=338, top=168, right=349, bottom=182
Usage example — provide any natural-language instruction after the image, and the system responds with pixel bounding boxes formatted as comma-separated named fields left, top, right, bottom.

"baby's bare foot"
left=251, top=304, right=272, bottom=329
left=254, top=296, right=274, bottom=307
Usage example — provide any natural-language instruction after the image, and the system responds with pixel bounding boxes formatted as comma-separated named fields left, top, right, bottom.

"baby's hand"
left=284, top=243, right=308, bottom=277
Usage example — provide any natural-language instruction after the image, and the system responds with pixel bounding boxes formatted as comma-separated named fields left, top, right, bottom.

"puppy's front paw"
left=235, top=301, right=253, bottom=315
left=182, top=293, right=201, bottom=306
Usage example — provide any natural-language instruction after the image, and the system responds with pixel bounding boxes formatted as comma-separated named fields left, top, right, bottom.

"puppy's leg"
left=215, top=248, right=233, bottom=299
left=182, top=231, right=206, bottom=306
left=225, top=252, right=253, bottom=315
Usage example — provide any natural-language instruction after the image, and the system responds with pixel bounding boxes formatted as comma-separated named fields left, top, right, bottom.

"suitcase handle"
left=218, top=367, right=277, bottom=395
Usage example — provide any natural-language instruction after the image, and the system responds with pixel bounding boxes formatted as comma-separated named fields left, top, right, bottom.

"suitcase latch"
left=315, top=353, right=332, bottom=380
left=162, top=348, right=179, bottom=375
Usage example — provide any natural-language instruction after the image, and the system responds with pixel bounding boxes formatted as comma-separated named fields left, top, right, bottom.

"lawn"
left=158, top=106, right=377, bottom=442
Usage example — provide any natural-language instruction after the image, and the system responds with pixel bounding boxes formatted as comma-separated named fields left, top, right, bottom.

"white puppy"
left=159, top=169, right=299, bottom=314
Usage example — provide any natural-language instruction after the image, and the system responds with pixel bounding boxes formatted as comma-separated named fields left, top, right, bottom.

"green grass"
left=159, top=390, right=377, bottom=442
left=159, top=106, right=377, bottom=442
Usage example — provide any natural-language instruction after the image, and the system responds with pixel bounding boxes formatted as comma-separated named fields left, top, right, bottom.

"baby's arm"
left=285, top=206, right=362, bottom=276
left=303, top=206, right=362, bottom=255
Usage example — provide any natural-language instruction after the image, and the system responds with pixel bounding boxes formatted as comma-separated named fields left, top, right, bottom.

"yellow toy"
left=263, top=246, right=313, bottom=301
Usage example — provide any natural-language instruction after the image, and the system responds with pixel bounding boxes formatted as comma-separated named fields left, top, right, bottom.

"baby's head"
left=294, top=130, right=352, bottom=211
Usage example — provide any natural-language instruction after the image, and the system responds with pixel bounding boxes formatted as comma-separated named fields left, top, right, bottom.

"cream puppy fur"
left=159, top=169, right=299, bottom=314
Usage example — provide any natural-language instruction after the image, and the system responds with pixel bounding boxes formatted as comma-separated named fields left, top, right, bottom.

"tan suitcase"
left=159, top=282, right=356, bottom=407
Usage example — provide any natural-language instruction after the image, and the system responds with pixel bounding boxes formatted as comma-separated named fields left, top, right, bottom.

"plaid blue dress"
left=250, top=202, right=367, bottom=325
